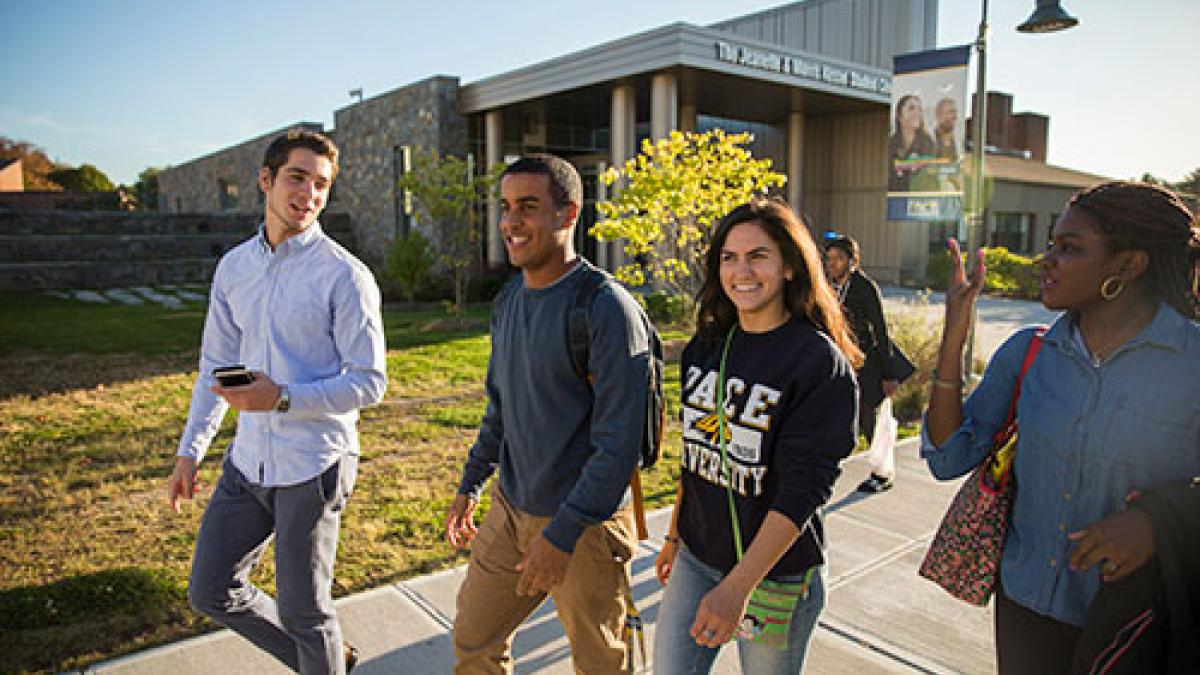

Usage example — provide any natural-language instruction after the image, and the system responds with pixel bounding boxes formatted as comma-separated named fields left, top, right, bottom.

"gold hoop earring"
left=1100, top=275, right=1125, bottom=301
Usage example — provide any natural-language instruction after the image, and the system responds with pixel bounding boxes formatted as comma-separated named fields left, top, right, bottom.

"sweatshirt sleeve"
left=542, top=287, right=649, bottom=552
left=769, top=343, right=858, bottom=532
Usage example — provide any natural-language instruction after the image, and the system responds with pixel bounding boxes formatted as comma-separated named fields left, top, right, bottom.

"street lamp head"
left=1018, top=0, right=1079, bottom=33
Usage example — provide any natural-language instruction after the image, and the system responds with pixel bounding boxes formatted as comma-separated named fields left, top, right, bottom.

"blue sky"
left=2, top=0, right=1196, bottom=186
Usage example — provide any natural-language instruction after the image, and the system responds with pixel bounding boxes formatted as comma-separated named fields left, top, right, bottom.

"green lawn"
left=0, top=291, right=685, bottom=674
left=1, top=288, right=936, bottom=674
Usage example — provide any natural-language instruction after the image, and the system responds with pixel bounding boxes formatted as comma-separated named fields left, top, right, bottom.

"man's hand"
left=167, top=456, right=200, bottom=513
left=211, top=371, right=280, bottom=412
left=1068, top=507, right=1156, bottom=582
left=445, top=494, right=478, bottom=549
left=515, top=534, right=571, bottom=596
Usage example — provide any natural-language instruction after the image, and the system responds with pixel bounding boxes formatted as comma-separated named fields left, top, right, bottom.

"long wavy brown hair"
left=696, top=197, right=864, bottom=368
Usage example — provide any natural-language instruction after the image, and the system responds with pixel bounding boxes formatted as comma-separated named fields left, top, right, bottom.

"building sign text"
left=716, top=40, right=891, bottom=95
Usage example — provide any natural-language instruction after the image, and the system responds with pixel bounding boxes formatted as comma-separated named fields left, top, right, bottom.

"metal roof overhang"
left=459, top=23, right=892, bottom=118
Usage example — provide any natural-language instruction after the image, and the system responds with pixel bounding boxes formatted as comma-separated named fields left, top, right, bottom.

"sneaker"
left=345, top=642, right=359, bottom=673
left=857, top=473, right=894, bottom=493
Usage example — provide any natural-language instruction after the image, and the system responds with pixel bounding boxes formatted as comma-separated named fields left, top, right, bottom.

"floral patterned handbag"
left=918, top=328, right=1045, bottom=606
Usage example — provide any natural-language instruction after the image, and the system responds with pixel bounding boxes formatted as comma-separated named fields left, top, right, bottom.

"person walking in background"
left=166, top=130, right=388, bottom=674
left=444, top=154, right=655, bottom=674
left=823, top=234, right=904, bottom=493
left=923, top=181, right=1200, bottom=674
left=654, top=199, right=860, bottom=673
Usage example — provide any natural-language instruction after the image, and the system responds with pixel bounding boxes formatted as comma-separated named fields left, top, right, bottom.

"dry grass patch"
left=0, top=298, right=690, bottom=674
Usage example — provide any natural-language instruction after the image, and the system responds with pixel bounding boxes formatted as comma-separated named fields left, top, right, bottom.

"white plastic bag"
left=866, top=398, right=898, bottom=477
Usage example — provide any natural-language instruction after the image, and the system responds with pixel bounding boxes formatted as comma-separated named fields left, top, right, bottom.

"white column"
left=650, top=72, right=678, bottom=141
left=612, top=83, right=636, bottom=164
left=787, top=111, right=805, bottom=210
left=485, top=110, right=504, bottom=269
left=609, top=83, right=637, bottom=270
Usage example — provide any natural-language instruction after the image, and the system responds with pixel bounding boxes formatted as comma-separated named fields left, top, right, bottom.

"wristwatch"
left=274, top=385, right=291, bottom=413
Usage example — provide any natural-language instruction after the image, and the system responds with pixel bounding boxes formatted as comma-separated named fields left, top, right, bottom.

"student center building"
left=158, top=0, right=1103, bottom=283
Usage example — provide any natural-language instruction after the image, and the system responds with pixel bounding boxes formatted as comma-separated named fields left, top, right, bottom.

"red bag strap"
left=995, top=326, right=1047, bottom=440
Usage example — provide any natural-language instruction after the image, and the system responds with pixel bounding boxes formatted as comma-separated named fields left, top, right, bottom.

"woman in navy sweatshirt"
left=653, top=198, right=860, bottom=674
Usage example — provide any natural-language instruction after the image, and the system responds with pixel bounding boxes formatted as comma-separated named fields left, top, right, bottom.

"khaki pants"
left=453, top=486, right=637, bottom=674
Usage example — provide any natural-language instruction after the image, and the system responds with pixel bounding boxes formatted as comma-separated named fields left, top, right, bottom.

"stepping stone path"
left=132, top=286, right=183, bottom=309
left=44, top=285, right=209, bottom=309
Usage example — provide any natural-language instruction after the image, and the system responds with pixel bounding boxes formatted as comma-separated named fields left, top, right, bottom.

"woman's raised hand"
left=942, top=238, right=986, bottom=345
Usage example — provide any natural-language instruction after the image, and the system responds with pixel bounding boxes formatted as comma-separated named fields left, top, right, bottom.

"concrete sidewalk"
left=87, top=439, right=997, bottom=674
left=80, top=286, right=1049, bottom=674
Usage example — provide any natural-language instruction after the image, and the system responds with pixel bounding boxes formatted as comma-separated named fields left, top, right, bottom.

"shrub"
left=925, top=246, right=1040, bottom=301
left=984, top=247, right=1040, bottom=299
left=641, top=291, right=691, bottom=326
left=386, top=231, right=435, bottom=302
left=468, top=271, right=509, bottom=303
left=886, top=291, right=989, bottom=424
left=887, top=291, right=944, bottom=423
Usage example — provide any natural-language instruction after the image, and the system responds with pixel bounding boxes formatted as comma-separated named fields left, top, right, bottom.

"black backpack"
left=491, top=267, right=666, bottom=471
left=566, top=267, right=665, bottom=471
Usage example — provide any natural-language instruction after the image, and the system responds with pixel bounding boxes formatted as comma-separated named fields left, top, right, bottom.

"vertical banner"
left=887, top=45, right=971, bottom=222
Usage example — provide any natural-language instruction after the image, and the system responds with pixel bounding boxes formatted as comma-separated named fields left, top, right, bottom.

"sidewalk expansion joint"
left=827, top=536, right=931, bottom=590
left=393, top=581, right=454, bottom=631
left=817, top=616, right=949, bottom=675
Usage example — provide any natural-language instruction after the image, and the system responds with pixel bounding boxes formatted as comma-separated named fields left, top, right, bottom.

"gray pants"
left=188, top=455, right=356, bottom=675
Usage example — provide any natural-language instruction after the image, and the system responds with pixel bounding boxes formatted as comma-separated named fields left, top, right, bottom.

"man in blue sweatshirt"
left=445, top=154, right=653, bottom=673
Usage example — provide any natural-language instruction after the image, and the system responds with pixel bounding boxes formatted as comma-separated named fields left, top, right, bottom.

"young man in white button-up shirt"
left=166, top=130, right=387, bottom=674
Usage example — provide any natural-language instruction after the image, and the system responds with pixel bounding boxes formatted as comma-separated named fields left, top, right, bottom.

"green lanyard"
left=717, top=323, right=817, bottom=613
left=716, top=324, right=746, bottom=561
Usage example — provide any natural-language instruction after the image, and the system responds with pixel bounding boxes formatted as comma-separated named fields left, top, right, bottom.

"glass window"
left=991, top=211, right=1029, bottom=252
left=218, top=179, right=239, bottom=211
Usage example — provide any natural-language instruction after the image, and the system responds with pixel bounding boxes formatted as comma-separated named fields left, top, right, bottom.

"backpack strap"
left=567, top=267, right=610, bottom=382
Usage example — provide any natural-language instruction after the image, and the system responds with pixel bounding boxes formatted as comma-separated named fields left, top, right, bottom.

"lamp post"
left=962, top=0, right=1077, bottom=375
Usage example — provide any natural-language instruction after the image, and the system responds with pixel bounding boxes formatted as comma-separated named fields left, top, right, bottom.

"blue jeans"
left=653, top=546, right=825, bottom=674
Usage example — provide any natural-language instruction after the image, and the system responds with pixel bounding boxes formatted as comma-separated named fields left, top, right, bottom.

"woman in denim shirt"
left=923, top=181, right=1200, bottom=673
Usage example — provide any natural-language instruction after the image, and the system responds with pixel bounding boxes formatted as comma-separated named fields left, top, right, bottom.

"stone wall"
left=0, top=191, right=122, bottom=210
left=0, top=210, right=354, bottom=291
left=332, top=75, right=467, bottom=271
left=154, top=76, right=467, bottom=277
left=157, top=122, right=324, bottom=214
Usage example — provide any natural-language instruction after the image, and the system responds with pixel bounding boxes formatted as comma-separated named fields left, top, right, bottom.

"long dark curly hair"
left=1068, top=181, right=1200, bottom=318
left=696, top=197, right=863, bottom=368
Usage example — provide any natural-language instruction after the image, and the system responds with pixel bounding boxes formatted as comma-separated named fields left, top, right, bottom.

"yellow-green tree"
left=396, top=149, right=503, bottom=313
left=591, top=129, right=786, bottom=297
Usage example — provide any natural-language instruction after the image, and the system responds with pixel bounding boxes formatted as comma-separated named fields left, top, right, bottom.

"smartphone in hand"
left=213, top=365, right=255, bottom=387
